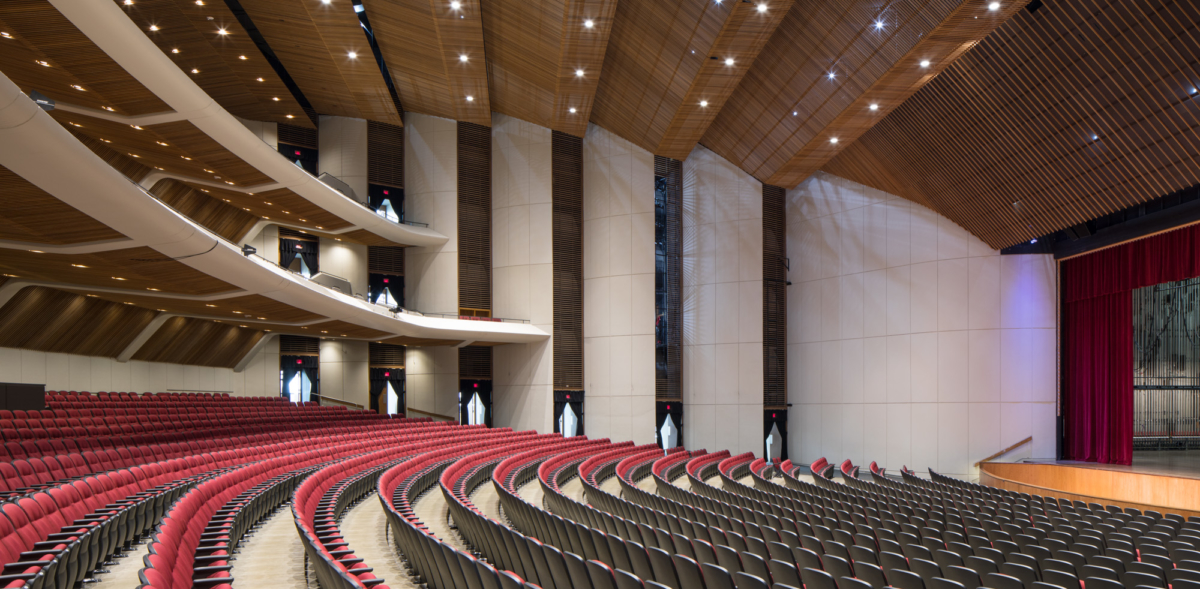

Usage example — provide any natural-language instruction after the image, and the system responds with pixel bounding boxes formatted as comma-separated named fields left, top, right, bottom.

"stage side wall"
left=786, top=171, right=1057, bottom=480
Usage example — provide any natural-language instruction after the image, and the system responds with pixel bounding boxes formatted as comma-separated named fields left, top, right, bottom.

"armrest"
left=19, top=550, right=62, bottom=558
left=73, top=518, right=107, bottom=525
left=193, top=555, right=232, bottom=563
left=0, top=572, right=38, bottom=583
left=362, top=579, right=386, bottom=586
left=32, top=541, right=71, bottom=549
left=190, top=576, right=233, bottom=586
left=192, top=566, right=233, bottom=574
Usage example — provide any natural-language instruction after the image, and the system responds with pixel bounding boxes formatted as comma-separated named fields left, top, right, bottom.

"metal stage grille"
left=1133, top=277, right=1200, bottom=450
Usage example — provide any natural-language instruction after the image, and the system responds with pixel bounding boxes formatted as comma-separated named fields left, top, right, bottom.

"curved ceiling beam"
left=52, top=102, right=186, bottom=126
left=0, top=238, right=136, bottom=255
left=0, top=77, right=548, bottom=345
left=46, top=0, right=448, bottom=249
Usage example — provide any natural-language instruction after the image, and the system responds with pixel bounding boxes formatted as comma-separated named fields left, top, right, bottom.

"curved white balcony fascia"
left=47, top=0, right=447, bottom=249
left=0, top=78, right=546, bottom=345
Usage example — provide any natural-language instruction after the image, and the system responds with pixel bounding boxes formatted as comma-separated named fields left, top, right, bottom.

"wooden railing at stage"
left=313, top=394, right=365, bottom=411
left=404, top=407, right=457, bottom=422
left=980, top=462, right=1200, bottom=520
left=974, top=436, right=1032, bottom=468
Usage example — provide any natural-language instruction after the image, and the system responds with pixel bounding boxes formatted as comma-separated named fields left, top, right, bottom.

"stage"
left=979, top=451, right=1200, bottom=518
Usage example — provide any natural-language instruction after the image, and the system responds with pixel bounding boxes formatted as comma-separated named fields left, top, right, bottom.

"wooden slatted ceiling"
left=702, top=0, right=1023, bottom=188
left=480, top=0, right=618, bottom=136
left=233, top=0, right=402, bottom=125
left=62, top=290, right=325, bottom=324
left=822, top=0, right=1200, bottom=249
left=110, top=0, right=310, bottom=126
left=132, top=316, right=263, bottom=368
left=0, top=287, right=158, bottom=358
left=588, top=0, right=728, bottom=156
left=655, top=0, right=792, bottom=160
left=363, top=0, right=491, bottom=126
left=0, top=248, right=238, bottom=296
left=0, top=3, right=168, bottom=115
left=151, top=179, right=261, bottom=242
left=0, top=167, right=127, bottom=245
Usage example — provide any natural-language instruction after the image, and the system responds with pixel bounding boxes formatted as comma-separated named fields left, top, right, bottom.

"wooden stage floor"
left=980, top=451, right=1200, bottom=518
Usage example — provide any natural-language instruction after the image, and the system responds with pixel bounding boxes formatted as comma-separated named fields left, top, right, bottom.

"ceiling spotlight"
left=988, top=2, right=1000, bottom=10
left=257, top=77, right=264, bottom=82
left=450, top=1, right=461, bottom=9
left=725, top=58, right=735, bottom=66
left=869, top=103, right=879, bottom=111
left=286, top=114, right=295, bottom=118
left=28, top=250, right=43, bottom=254
left=828, top=71, right=836, bottom=80
left=195, top=0, right=204, bottom=4
left=575, top=69, right=585, bottom=76
left=1030, top=238, right=1038, bottom=244
left=322, top=0, right=332, bottom=3
left=71, top=264, right=88, bottom=268
left=699, top=100, right=708, bottom=107
left=71, top=84, right=86, bottom=91
left=157, top=141, right=169, bottom=146
left=273, top=97, right=280, bottom=101
left=830, top=137, right=839, bottom=144
left=756, top=3, right=767, bottom=12
left=191, top=68, right=200, bottom=74
left=112, top=277, right=127, bottom=281
left=239, top=55, right=247, bottom=60
left=459, top=54, right=469, bottom=62
left=792, top=111, right=797, bottom=116
left=124, top=0, right=133, bottom=4
left=149, top=25, right=159, bottom=31
left=35, top=60, right=50, bottom=67
left=875, top=20, right=884, bottom=29
left=1092, top=135, right=1099, bottom=141
left=583, top=19, right=594, bottom=28
left=920, top=60, right=930, bottom=67
left=217, top=28, right=228, bottom=35
left=132, top=125, right=143, bottom=130
left=569, top=107, right=577, bottom=113
left=466, top=95, right=474, bottom=102
left=348, top=51, right=357, bottom=58
left=171, top=48, right=179, bottom=54
left=1, top=33, right=12, bottom=39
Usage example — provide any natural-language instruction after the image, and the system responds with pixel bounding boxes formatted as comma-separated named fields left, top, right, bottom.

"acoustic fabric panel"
left=763, top=184, right=787, bottom=408
left=457, top=121, right=492, bottom=313
left=552, top=131, right=584, bottom=390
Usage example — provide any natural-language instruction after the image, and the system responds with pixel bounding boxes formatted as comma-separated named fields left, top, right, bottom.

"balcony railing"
left=316, top=171, right=428, bottom=228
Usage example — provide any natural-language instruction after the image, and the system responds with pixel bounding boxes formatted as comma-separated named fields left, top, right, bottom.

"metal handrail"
left=974, top=436, right=1032, bottom=468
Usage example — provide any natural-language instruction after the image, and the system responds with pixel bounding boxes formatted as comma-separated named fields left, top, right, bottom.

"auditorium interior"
left=0, top=0, right=1199, bottom=588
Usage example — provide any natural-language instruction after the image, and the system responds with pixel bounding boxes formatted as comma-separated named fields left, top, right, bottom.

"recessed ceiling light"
left=875, top=21, right=884, bottom=29
left=28, top=250, right=43, bottom=254
left=148, top=288, right=160, bottom=291
left=157, top=141, right=169, bottom=146
left=100, top=138, right=111, bottom=143
left=699, top=100, right=708, bottom=107
left=181, top=156, right=191, bottom=160
left=149, top=25, right=159, bottom=31
left=171, top=48, right=180, bottom=54
left=206, top=304, right=217, bottom=307
left=191, top=68, right=200, bottom=74
left=1, top=33, right=12, bottom=39
left=286, top=114, right=294, bottom=118
left=920, top=60, right=930, bottom=67
left=217, top=28, right=228, bottom=35
left=459, top=54, right=469, bottom=62
left=830, top=137, right=838, bottom=144
left=988, top=2, right=1000, bottom=10
left=124, top=0, right=134, bottom=4
left=757, top=3, right=767, bottom=12
left=129, top=153, right=141, bottom=158
left=257, top=77, right=264, bottom=82
left=239, top=55, right=247, bottom=60
left=71, top=84, right=85, bottom=91
left=113, top=277, right=127, bottom=281
left=792, top=111, right=797, bottom=116
left=322, top=0, right=332, bottom=3
left=869, top=103, right=878, bottom=111
left=569, top=107, right=577, bottom=113
left=69, top=122, right=82, bottom=127
left=1092, top=135, right=1099, bottom=141
left=103, top=106, right=115, bottom=111
left=71, top=264, right=88, bottom=268
left=272, top=97, right=280, bottom=101
left=195, top=0, right=204, bottom=4
left=828, top=72, right=836, bottom=80
left=725, top=58, right=735, bottom=66
left=584, top=19, right=594, bottom=28
left=466, top=95, right=474, bottom=102
left=131, top=125, right=143, bottom=130
left=348, top=51, right=357, bottom=58
left=450, top=1, right=461, bottom=9
left=576, top=69, right=585, bottom=77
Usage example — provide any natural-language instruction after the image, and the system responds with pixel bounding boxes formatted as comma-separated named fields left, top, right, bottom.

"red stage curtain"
left=1061, top=222, right=1200, bottom=465
left=1063, top=291, right=1132, bottom=465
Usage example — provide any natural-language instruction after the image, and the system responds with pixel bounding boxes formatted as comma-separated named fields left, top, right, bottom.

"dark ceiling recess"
left=222, top=0, right=316, bottom=124
left=1026, top=0, right=1044, bottom=13
left=351, top=0, right=405, bottom=116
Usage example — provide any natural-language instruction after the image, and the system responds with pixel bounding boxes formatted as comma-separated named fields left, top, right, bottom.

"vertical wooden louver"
left=368, top=246, right=405, bottom=276
left=655, top=156, right=683, bottom=402
left=369, top=342, right=406, bottom=367
left=278, top=124, right=318, bottom=150
left=763, top=184, right=787, bottom=408
left=457, top=121, right=492, bottom=314
left=552, top=131, right=584, bottom=390
left=458, top=346, right=493, bottom=380
left=279, top=335, right=319, bottom=355
left=367, top=121, right=404, bottom=189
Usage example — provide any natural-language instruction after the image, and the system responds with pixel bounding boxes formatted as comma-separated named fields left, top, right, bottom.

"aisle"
left=470, top=479, right=505, bottom=525
left=412, top=487, right=470, bottom=552
left=233, top=504, right=309, bottom=589
left=340, top=493, right=419, bottom=589
left=90, top=537, right=152, bottom=589
left=637, top=475, right=658, bottom=494
left=559, top=475, right=586, bottom=503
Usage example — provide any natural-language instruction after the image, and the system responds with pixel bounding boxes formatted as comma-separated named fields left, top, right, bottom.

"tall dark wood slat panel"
left=552, top=131, right=584, bottom=390
left=655, top=156, right=683, bottom=402
left=763, top=184, right=787, bottom=408
left=457, top=121, right=493, bottom=315
left=367, top=121, right=404, bottom=190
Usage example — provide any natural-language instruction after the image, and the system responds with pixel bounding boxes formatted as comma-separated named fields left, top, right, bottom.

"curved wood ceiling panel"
left=0, top=287, right=158, bottom=358
left=132, top=316, right=263, bottom=367
left=0, top=247, right=239, bottom=297
left=233, top=0, right=402, bottom=125
left=821, top=0, right=1200, bottom=249
left=363, top=0, right=491, bottom=126
left=108, top=0, right=309, bottom=126
left=0, top=167, right=127, bottom=246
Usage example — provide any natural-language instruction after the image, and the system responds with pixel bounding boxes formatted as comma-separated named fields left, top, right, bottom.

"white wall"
left=582, top=124, right=657, bottom=445
left=318, top=339, right=369, bottom=408
left=681, top=145, right=764, bottom=455
left=405, top=347, right=460, bottom=418
left=236, top=116, right=278, bottom=150
left=318, top=238, right=368, bottom=297
left=244, top=224, right=280, bottom=265
left=0, top=338, right=280, bottom=396
left=787, top=171, right=1057, bottom=480
left=404, top=113, right=459, bottom=315
left=490, top=114, right=554, bottom=433
left=318, top=115, right=369, bottom=200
